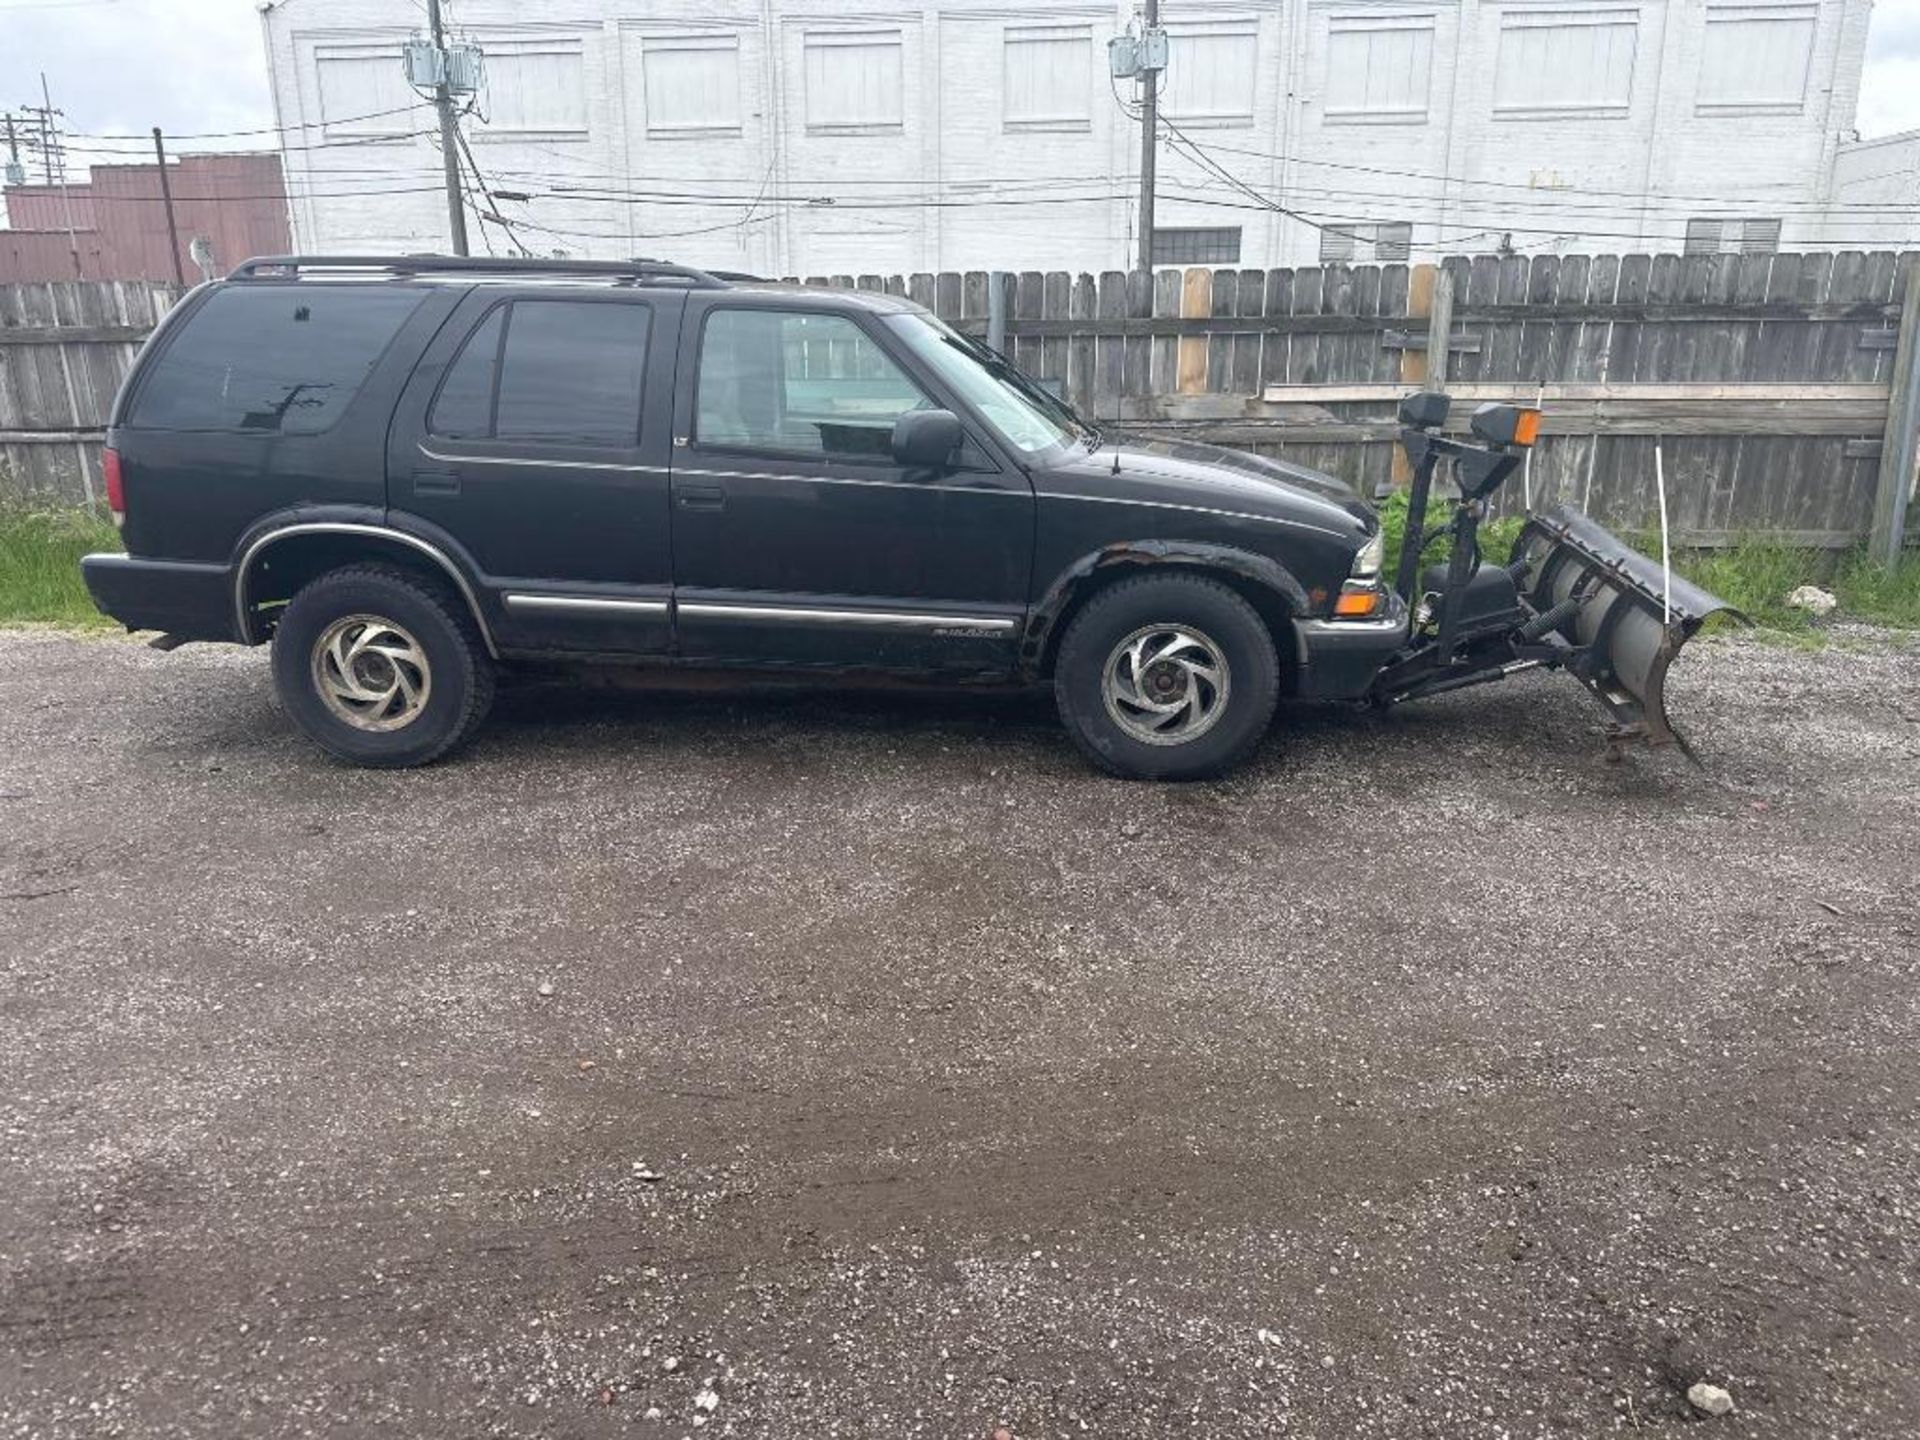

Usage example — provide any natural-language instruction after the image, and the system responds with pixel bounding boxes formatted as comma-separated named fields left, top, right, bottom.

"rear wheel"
left=1053, top=574, right=1280, bottom=781
left=271, top=564, right=494, bottom=768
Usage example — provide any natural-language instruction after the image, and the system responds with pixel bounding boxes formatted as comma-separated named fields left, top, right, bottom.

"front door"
left=388, top=289, right=681, bottom=654
left=668, top=303, right=1033, bottom=671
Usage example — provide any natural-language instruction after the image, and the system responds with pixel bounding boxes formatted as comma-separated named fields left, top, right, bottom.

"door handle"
left=413, top=469, right=461, bottom=498
left=676, top=480, right=725, bottom=512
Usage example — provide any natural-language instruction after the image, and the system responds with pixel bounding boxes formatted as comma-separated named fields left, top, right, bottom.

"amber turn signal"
left=1512, top=408, right=1542, bottom=447
left=1334, top=585, right=1385, bottom=618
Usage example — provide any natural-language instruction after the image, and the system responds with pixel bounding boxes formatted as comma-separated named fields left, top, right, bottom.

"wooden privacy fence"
left=0, top=279, right=180, bottom=505
left=808, top=251, right=1920, bottom=551
left=3, top=257, right=1916, bottom=553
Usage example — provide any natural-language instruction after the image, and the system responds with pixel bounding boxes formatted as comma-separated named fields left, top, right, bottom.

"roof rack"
left=226, top=254, right=731, bottom=289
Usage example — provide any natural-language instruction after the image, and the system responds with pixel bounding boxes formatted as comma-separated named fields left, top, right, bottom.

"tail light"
left=103, top=446, right=125, bottom=528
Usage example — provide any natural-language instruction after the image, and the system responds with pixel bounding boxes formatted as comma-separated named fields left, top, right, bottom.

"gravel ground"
left=1, top=625, right=1917, bottom=1440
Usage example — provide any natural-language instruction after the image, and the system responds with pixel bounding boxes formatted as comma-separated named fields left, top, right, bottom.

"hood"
left=1049, top=434, right=1376, bottom=533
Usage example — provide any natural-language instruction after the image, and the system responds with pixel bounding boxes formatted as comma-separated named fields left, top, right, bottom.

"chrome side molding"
left=504, top=594, right=669, bottom=616
left=676, top=602, right=1018, bottom=632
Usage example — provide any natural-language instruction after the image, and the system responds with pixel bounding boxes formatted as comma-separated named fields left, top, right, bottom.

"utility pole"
left=151, top=127, right=186, bottom=288
left=26, top=75, right=81, bottom=277
left=2, top=113, right=23, bottom=187
left=29, top=105, right=52, bottom=185
left=1135, top=0, right=1161, bottom=275
left=427, top=0, right=470, bottom=256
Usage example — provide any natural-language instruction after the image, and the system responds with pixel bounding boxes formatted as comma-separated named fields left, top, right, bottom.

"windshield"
left=884, top=313, right=1094, bottom=456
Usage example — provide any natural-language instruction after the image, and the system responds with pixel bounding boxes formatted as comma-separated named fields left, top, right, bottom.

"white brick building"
left=1828, top=129, right=1920, bottom=250
left=259, top=0, right=1883, bottom=274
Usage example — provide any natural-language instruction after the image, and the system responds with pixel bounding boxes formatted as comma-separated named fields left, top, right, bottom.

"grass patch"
left=0, top=507, right=122, bottom=628
left=1683, top=538, right=1920, bottom=636
left=1679, top=540, right=1826, bottom=632
left=1377, top=486, right=1529, bottom=577
left=1830, top=548, right=1920, bottom=629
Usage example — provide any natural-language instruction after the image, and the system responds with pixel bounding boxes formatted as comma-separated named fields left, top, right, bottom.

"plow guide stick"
left=1654, top=440, right=1672, bottom=630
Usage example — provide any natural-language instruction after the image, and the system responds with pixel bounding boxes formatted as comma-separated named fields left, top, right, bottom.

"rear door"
left=387, top=287, right=682, bottom=654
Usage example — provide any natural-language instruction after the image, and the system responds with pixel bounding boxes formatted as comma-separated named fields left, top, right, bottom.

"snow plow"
left=1372, top=391, right=1741, bottom=755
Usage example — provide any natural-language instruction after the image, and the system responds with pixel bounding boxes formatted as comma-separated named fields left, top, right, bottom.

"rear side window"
left=430, top=299, right=651, bottom=448
left=128, top=284, right=427, bottom=434
left=429, top=308, right=502, bottom=439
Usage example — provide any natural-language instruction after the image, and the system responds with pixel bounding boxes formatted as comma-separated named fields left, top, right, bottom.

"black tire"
left=1053, top=574, right=1281, bottom=781
left=270, top=563, right=494, bottom=769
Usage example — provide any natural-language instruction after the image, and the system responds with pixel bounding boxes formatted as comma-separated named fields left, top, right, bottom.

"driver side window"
left=695, top=308, right=929, bottom=461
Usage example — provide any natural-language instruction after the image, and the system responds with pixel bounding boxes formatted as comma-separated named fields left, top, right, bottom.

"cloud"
left=0, top=0, right=274, bottom=168
left=1860, top=56, right=1920, bottom=137
left=1867, top=0, right=1920, bottom=62
left=1861, top=0, right=1920, bottom=135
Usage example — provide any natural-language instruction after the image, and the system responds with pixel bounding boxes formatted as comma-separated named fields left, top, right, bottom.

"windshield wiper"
left=938, top=331, right=1101, bottom=448
left=962, top=339, right=1098, bottom=439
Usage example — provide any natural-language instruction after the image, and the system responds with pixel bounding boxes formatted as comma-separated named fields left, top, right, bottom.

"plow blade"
left=1509, top=504, right=1741, bottom=752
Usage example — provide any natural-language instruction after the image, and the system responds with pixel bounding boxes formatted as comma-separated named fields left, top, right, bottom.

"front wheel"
left=270, top=564, right=495, bottom=768
left=1053, top=574, right=1280, bottom=781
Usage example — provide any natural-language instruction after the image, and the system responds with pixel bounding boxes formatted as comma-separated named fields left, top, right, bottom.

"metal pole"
left=1869, top=261, right=1920, bottom=568
left=33, top=105, right=51, bottom=185
left=986, top=271, right=1007, bottom=354
left=1135, top=0, right=1159, bottom=275
left=427, top=0, right=469, bottom=257
left=151, top=128, right=186, bottom=288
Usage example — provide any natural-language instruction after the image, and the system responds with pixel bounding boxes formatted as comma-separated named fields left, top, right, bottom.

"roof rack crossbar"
left=227, top=254, right=730, bottom=289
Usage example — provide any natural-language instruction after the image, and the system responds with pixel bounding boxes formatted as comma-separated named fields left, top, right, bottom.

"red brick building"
left=0, top=152, right=292, bottom=284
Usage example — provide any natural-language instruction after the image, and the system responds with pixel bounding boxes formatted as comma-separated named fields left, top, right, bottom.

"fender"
left=231, top=505, right=499, bottom=655
left=1022, top=540, right=1312, bottom=678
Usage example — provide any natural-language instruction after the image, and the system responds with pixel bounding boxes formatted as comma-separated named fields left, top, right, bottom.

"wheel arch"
left=1024, top=542, right=1309, bottom=684
left=233, top=517, right=498, bottom=656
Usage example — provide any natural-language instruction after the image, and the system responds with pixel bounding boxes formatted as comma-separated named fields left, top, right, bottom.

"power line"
left=1145, top=119, right=1918, bottom=249
left=46, top=171, right=1916, bottom=246
left=242, top=157, right=1920, bottom=219
left=1187, top=133, right=1916, bottom=213
left=66, top=103, right=428, bottom=143
left=451, top=120, right=532, bottom=257
left=1153, top=161, right=1914, bottom=225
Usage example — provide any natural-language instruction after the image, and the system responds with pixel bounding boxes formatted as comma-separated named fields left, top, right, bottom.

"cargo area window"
left=429, top=299, right=651, bottom=448
left=694, top=309, right=930, bottom=460
left=128, top=285, right=428, bottom=435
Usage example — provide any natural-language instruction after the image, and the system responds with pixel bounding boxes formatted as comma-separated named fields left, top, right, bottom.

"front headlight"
left=1351, top=529, right=1384, bottom=579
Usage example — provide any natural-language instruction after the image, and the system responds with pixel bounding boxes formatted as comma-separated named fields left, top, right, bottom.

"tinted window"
left=524, top=301, right=652, bottom=445
left=696, top=309, right=929, bottom=459
left=429, top=306, right=503, bottom=439
left=130, top=284, right=427, bottom=434
left=429, top=299, right=649, bottom=447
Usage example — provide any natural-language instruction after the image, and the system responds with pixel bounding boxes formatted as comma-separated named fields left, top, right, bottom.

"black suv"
left=83, top=255, right=1403, bottom=780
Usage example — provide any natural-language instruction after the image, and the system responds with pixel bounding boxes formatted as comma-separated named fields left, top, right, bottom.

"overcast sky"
left=1, top=0, right=1918, bottom=165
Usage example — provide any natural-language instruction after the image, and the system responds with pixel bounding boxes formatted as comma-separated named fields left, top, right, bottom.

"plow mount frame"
left=1370, top=395, right=1741, bottom=757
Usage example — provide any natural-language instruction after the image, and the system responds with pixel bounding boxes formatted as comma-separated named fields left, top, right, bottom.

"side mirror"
left=1398, top=390, right=1451, bottom=430
left=890, top=409, right=964, bottom=470
left=1468, top=402, right=1542, bottom=449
